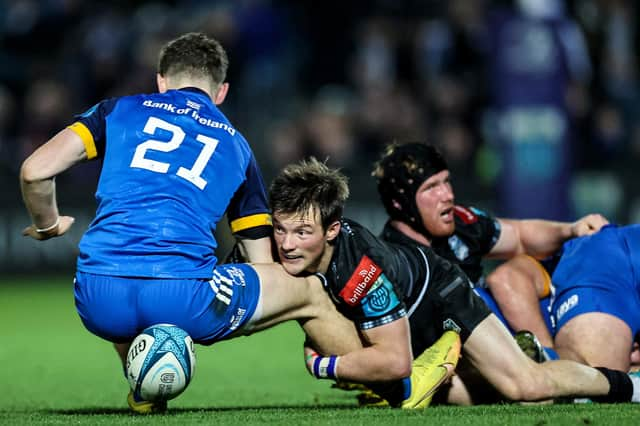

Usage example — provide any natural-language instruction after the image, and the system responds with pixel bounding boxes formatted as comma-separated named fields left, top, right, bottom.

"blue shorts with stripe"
left=74, top=264, right=260, bottom=345
left=551, top=224, right=640, bottom=337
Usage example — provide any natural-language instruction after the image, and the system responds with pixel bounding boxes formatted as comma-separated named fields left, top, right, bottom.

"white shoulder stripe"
left=407, top=247, right=430, bottom=318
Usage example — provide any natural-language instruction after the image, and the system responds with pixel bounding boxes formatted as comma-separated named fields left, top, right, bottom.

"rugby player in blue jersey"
left=268, top=157, right=640, bottom=405
left=19, top=33, right=444, bottom=413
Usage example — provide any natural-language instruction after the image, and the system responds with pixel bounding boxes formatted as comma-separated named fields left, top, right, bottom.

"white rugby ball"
left=126, top=324, right=196, bottom=401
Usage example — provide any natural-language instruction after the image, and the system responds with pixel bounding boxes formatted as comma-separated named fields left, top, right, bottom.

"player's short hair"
left=270, top=158, right=349, bottom=230
left=158, top=32, right=229, bottom=86
left=372, top=142, right=448, bottom=234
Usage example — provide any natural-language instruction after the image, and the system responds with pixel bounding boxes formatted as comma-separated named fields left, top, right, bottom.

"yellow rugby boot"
left=127, top=391, right=167, bottom=414
left=401, top=330, right=461, bottom=409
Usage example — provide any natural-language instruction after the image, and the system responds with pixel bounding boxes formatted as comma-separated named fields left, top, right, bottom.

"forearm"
left=497, top=219, right=572, bottom=259
left=514, top=219, right=572, bottom=257
left=20, top=175, right=59, bottom=229
left=305, top=318, right=412, bottom=383
left=20, top=127, right=88, bottom=229
left=306, top=344, right=410, bottom=383
left=335, top=345, right=410, bottom=382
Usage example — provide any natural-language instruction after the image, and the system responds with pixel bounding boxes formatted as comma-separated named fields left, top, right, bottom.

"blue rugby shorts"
left=551, top=225, right=640, bottom=337
left=74, top=263, right=260, bottom=345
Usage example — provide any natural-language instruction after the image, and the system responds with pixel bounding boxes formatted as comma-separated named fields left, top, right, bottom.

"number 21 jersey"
left=69, top=87, right=271, bottom=278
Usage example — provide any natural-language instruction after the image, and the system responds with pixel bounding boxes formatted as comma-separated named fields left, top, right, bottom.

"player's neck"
left=390, top=220, right=432, bottom=246
left=166, top=76, right=214, bottom=100
left=314, top=243, right=335, bottom=275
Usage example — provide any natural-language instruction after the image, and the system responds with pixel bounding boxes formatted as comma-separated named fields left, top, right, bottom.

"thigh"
left=473, top=287, right=512, bottom=333
left=244, top=263, right=323, bottom=330
left=74, top=272, right=139, bottom=343
left=138, top=264, right=262, bottom=345
left=462, top=314, right=539, bottom=398
left=408, top=278, right=492, bottom=358
left=554, top=312, right=633, bottom=371
left=552, top=286, right=640, bottom=339
left=488, top=254, right=552, bottom=298
left=246, top=263, right=362, bottom=355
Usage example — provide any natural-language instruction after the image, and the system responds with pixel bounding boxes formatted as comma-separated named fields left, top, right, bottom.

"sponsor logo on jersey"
left=448, top=235, right=469, bottom=261
left=361, top=273, right=400, bottom=317
left=454, top=206, right=478, bottom=224
left=142, top=99, right=235, bottom=135
left=186, top=99, right=201, bottom=111
left=340, top=256, right=382, bottom=306
left=556, top=294, right=579, bottom=321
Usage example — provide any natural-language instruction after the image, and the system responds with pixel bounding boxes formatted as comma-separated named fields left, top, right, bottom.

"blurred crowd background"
left=1, top=0, right=639, bottom=272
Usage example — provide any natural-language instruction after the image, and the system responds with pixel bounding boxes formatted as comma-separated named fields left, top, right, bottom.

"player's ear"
left=213, top=82, right=229, bottom=105
left=325, top=220, right=341, bottom=242
left=156, top=74, right=168, bottom=93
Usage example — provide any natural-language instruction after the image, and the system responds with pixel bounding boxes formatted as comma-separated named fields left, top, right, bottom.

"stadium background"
left=1, top=0, right=638, bottom=273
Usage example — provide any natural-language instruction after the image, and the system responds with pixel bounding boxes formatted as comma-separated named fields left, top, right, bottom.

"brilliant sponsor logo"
left=339, top=256, right=382, bottom=306
left=453, top=205, right=478, bottom=224
left=556, top=294, right=579, bottom=321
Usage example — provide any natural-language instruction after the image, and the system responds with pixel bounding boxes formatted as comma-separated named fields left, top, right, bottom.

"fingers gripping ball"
left=126, top=324, right=196, bottom=402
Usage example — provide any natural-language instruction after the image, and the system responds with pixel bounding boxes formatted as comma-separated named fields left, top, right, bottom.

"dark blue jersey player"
left=72, top=88, right=269, bottom=278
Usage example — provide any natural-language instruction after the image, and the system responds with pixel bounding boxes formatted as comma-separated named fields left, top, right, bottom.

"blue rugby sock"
left=368, top=377, right=411, bottom=407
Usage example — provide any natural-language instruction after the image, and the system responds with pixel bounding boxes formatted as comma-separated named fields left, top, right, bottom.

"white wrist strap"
left=36, top=217, right=60, bottom=233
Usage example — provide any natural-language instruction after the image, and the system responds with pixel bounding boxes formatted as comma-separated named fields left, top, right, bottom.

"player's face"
left=415, top=169, right=455, bottom=237
left=273, top=208, right=337, bottom=276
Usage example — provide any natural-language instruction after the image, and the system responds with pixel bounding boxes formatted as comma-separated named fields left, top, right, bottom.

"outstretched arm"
left=487, top=214, right=608, bottom=259
left=304, top=317, right=412, bottom=383
left=21, top=128, right=86, bottom=240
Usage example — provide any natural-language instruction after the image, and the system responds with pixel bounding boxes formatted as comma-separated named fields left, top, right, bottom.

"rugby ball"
left=126, top=324, right=196, bottom=401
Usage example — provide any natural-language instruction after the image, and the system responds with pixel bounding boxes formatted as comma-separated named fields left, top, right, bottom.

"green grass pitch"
left=1, top=275, right=639, bottom=425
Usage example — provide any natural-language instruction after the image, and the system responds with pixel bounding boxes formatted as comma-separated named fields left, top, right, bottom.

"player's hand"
left=304, top=345, right=319, bottom=376
left=571, top=213, right=608, bottom=237
left=303, top=345, right=339, bottom=379
left=22, top=216, right=75, bottom=241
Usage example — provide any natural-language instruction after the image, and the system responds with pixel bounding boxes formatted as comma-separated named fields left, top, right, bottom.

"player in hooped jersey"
left=20, top=33, right=437, bottom=413
left=269, top=157, right=640, bottom=405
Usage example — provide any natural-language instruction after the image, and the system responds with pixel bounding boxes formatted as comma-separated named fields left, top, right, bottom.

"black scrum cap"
left=373, top=143, right=448, bottom=236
